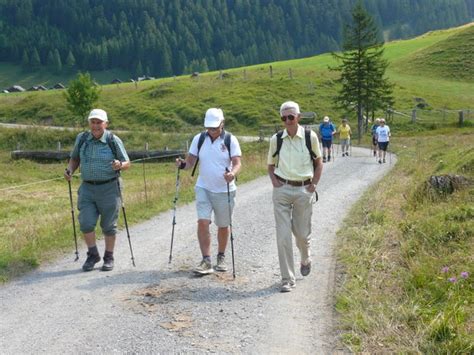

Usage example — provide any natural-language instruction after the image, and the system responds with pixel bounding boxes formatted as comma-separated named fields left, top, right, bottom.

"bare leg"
left=197, top=219, right=211, bottom=256
left=217, top=227, right=229, bottom=254
left=84, top=231, right=96, bottom=248
left=104, top=235, right=116, bottom=253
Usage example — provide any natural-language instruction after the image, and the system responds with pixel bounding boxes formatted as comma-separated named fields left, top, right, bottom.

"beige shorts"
left=195, top=186, right=236, bottom=227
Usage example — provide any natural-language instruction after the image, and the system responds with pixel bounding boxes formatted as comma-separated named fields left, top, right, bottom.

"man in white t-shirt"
left=176, top=108, right=242, bottom=274
left=375, top=118, right=391, bottom=164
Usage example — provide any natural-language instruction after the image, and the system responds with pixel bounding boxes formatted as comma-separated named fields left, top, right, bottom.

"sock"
left=104, top=250, right=114, bottom=259
left=88, top=245, right=99, bottom=255
left=203, top=256, right=211, bottom=263
left=217, top=252, right=225, bottom=258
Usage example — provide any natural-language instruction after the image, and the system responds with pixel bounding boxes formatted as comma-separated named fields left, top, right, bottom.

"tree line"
left=1, top=0, right=470, bottom=78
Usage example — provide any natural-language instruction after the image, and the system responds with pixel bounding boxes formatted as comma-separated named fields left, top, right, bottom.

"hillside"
left=0, top=0, right=472, bottom=85
left=0, top=23, right=472, bottom=134
left=392, top=23, right=474, bottom=81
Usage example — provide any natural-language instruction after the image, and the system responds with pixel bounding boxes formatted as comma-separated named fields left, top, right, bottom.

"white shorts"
left=195, top=186, right=236, bottom=227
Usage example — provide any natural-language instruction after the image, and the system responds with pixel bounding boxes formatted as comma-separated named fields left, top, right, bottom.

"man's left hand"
left=224, top=171, right=235, bottom=183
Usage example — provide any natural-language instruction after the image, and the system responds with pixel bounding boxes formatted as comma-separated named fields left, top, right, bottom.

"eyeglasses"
left=281, top=114, right=296, bottom=121
left=206, top=126, right=220, bottom=131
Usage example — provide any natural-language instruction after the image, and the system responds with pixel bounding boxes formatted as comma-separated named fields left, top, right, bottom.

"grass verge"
left=335, top=132, right=473, bottom=353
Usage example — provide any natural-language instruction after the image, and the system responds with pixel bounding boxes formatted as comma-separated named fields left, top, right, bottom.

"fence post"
left=289, top=68, right=293, bottom=79
left=219, top=70, right=223, bottom=80
left=411, top=109, right=417, bottom=123
left=57, top=141, right=61, bottom=151
left=269, top=65, right=273, bottom=78
left=458, top=110, right=464, bottom=126
left=243, top=69, right=247, bottom=80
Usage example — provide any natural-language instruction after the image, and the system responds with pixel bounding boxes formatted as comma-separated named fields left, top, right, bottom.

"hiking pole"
left=67, top=177, right=79, bottom=261
left=225, top=168, right=236, bottom=279
left=115, top=171, right=136, bottom=267
left=169, top=166, right=181, bottom=263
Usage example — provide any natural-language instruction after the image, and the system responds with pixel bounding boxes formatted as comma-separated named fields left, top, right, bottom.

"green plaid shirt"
left=71, top=130, right=129, bottom=181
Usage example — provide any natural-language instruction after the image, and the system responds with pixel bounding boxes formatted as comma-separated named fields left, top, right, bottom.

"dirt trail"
left=0, top=147, right=395, bottom=354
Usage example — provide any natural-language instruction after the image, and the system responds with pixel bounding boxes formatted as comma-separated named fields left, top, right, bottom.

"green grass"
left=335, top=133, right=473, bottom=353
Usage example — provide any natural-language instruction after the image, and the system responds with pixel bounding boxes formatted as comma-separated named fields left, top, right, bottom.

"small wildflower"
left=448, top=277, right=457, bottom=283
left=460, top=272, right=469, bottom=279
left=441, top=266, right=449, bottom=273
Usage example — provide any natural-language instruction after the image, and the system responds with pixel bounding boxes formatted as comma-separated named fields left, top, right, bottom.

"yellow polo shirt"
left=267, top=125, right=321, bottom=181
left=338, top=124, right=352, bottom=139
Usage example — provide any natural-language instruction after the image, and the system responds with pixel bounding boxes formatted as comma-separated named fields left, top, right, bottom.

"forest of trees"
left=0, top=0, right=472, bottom=78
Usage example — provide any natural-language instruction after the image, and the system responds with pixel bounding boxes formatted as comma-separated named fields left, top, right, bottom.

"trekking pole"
left=115, top=171, right=136, bottom=267
left=67, top=178, right=79, bottom=261
left=225, top=168, right=236, bottom=279
left=169, top=166, right=181, bottom=263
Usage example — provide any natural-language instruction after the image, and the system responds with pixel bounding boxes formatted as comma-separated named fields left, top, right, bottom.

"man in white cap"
left=371, top=118, right=381, bottom=157
left=267, top=101, right=323, bottom=292
left=319, top=116, right=336, bottom=162
left=64, top=108, right=130, bottom=272
left=375, top=118, right=391, bottom=164
left=176, top=108, right=242, bottom=275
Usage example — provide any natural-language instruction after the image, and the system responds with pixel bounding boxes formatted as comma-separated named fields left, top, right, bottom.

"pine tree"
left=29, top=48, right=41, bottom=70
left=53, top=49, right=62, bottom=73
left=65, top=50, right=76, bottom=72
left=331, top=1, right=393, bottom=142
left=21, top=49, right=30, bottom=71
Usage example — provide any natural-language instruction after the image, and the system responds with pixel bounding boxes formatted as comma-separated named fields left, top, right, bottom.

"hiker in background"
left=64, top=109, right=130, bottom=272
left=176, top=108, right=241, bottom=275
left=267, top=101, right=323, bottom=293
left=371, top=118, right=381, bottom=157
left=319, top=116, right=336, bottom=162
left=375, top=118, right=391, bottom=164
left=337, top=118, right=352, bottom=157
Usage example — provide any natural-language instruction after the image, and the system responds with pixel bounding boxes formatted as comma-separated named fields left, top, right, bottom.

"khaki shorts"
left=195, top=186, right=236, bottom=227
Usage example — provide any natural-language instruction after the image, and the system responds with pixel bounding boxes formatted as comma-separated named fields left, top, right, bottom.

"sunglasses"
left=281, top=114, right=296, bottom=121
left=206, top=126, right=220, bottom=131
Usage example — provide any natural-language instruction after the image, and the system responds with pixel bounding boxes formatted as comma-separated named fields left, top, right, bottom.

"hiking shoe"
left=280, top=281, right=296, bottom=293
left=323, top=157, right=327, bottom=163
left=378, top=159, right=382, bottom=164
left=82, top=252, right=100, bottom=272
left=101, top=255, right=114, bottom=271
left=373, top=150, right=376, bottom=156
left=327, top=156, right=331, bottom=162
left=383, top=158, right=386, bottom=163
left=300, top=261, right=311, bottom=276
left=193, top=259, right=214, bottom=275
left=215, top=254, right=228, bottom=272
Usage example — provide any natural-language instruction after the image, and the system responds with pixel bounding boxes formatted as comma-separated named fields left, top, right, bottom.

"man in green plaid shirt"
left=65, top=109, right=130, bottom=272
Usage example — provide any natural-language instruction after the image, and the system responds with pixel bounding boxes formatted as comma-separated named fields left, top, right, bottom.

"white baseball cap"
left=323, top=116, right=330, bottom=122
left=204, top=108, right=224, bottom=128
left=280, top=101, right=300, bottom=116
left=87, top=109, right=108, bottom=122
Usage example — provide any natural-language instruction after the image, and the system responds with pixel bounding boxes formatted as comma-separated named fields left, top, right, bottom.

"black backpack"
left=191, top=131, right=232, bottom=176
left=272, top=128, right=318, bottom=167
left=76, top=131, right=119, bottom=159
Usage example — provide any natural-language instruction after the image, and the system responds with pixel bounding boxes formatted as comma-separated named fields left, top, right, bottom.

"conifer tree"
left=65, top=50, right=76, bottom=72
left=332, top=1, right=393, bottom=142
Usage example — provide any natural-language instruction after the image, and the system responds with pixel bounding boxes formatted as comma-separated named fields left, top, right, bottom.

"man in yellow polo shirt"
left=267, top=101, right=323, bottom=292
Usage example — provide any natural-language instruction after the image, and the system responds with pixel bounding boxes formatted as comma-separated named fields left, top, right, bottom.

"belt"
left=275, top=175, right=311, bottom=186
left=83, top=177, right=117, bottom=185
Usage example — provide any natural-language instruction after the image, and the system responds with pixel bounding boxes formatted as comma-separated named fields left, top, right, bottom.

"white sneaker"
left=214, top=254, right=228, bottom=272
left=193, top=259, right=214, bottom=275
left=280, top=281, right=296, bottom=293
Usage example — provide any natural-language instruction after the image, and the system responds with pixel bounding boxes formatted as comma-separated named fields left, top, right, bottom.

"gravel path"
left=0, top=147, right=395, bottom=354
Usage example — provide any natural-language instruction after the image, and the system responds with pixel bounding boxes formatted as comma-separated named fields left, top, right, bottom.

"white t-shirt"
left=376, top=125, right=390, bottom=142
left=189, top=131, right=242, bottom=193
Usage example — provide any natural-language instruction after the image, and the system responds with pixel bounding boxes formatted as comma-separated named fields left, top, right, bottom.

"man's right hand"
left=64, top=168, right=72, bottom=181
left=176, top=158, right=186, bottom=169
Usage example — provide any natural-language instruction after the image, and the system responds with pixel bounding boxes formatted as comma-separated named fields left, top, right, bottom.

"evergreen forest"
left=0, top=0, right=472, bottom=78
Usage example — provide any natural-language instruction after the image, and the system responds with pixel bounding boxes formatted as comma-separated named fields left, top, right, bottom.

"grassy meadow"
left=0, top=22, right=472, bottom=352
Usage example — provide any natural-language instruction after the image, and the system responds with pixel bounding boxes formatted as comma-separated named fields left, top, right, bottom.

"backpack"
left=272, top=128, right=318, bottom=167
left=76, top=131, right=119, bottom=159
left=191, top=131, right=232, bottom=176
